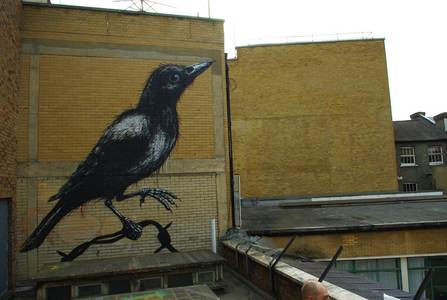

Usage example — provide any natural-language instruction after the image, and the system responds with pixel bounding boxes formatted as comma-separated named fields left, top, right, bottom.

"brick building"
left=14, top=3, right=231, bottom=282
left=0, top=0, right=21, bottom=295
left=228, top=41, right=447, bottom=298
left=241, top=195, right=447, bottom=297
left=394, top=112, right=447, bottom=192
left=3, top=2, right=446, bottom=298
left=228, top=40, right=398, bottom=199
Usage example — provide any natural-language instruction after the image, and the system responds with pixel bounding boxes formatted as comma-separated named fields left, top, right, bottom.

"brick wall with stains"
left=16, top=3, right=230, bottom=281
left=0, top=0, right=22, bottom=289
left=229, top=40, right=398, bottom=198
left=0, top=0, right=21, bottom=197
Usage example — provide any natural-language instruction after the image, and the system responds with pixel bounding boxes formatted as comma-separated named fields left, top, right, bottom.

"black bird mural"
left=56, top=220, right=177, bottom=262
left=21, top=60, right=213, bottom=252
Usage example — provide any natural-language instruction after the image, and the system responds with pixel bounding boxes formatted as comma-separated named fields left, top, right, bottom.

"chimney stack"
left=434, top=113, right=447, bottom=132
left=410, top=112, right=426, bottom=120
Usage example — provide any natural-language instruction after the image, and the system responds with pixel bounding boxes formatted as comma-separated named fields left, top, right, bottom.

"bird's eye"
left=170, top=74, right=180, bottom=83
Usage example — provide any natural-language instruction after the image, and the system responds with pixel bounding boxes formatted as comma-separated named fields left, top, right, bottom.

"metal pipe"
left=270, top=237, right=296, bottom=270
left=413, top=269, right=432, bottom=300
left=211, top=219, right=217, bottom=253
left=319, top=246, right=343, bottom=282
left=269, top=236, right=296, bottom=297
left=225, top=53, right=236, bottom=228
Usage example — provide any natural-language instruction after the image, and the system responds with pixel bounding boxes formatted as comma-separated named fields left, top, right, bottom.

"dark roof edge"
left=395, top=138, right=447, bottom=143
left=246, top=220, right=447, bottom=236
left=242, top=190, right=442, bottom=203
left=235, top=38, right=385, bottom=50
left=22, top=2, right=224, bottom=22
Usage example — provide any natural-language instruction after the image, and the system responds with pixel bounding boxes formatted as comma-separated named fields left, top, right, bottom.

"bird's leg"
left=116, top=188, right=178, bottom=212
left=104, top=198, right=142, bottom=240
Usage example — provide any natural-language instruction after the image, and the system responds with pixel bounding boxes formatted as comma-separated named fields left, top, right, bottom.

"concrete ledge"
left=222, top=239, right=367, bottom=300
left=17, top=158, right=226, bottom=177
left=242, top=191, right=444, bottom=208
left=22, top=2, right=225, bottom=23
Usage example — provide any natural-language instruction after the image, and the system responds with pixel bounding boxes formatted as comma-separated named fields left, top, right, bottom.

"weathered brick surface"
left=222, top=245, right=302, bottom=299
left=16, top=175, right=219, bottom=279
left=0, top=0, right=21, bottom=289
left=0, top=0, right=21, bottom=198
left=229, top=40, right=398, bottom=198
left=20, top=4, right=224, bottom=50
left=395, top=141, right=447, bottom=191
left=35, top=55, right=215, bottom=161
left=433, top=165, right=447, bottom=191
left=266, top=227, right=447, bottom=259
left=275, top=273, right=301, bottom=300
left=16, top=4, right=228, bottom=281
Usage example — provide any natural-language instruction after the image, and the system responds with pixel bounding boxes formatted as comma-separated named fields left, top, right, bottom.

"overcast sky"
left=55, top=0, right=447, bottom=121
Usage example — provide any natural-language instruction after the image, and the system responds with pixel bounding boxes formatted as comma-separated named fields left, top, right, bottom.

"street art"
left=57, top=220, right=177, bottom=262
left=20, top=61, right=213, bottom=257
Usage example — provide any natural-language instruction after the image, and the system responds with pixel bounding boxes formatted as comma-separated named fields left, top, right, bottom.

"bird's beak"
left=185, top=60, right=213, bottom=83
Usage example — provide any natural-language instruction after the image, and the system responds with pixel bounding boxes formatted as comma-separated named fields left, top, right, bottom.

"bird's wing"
left=50, top=112, right=152, bottom=201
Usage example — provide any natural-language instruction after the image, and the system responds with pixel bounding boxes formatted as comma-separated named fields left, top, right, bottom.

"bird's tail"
left=20, top=199, right=75, bottom=252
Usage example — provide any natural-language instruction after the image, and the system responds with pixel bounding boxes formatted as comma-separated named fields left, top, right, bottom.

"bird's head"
left=139, top=60, right=213, bottom=109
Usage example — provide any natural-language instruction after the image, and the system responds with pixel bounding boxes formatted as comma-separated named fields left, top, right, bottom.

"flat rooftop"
left=34, top=250, right=224, bottom=283
left=242, top=194, right=447, bottom=236
left=90, top=285, right=219, bottom=300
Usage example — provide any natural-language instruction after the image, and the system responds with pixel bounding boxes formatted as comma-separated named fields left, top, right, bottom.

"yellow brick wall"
left=1, top=0, right=22, bottom=289
left=34, top=55, right=214, bottom=161
left=229, top=40, right=398, bottom=198
left=20, top=5, right=223, bottom=49
left=0, top=0, right=21, bottom=197
left=15, top=175, right=219, bottom=279
left=16, top=4, right=228, bottom=281
left=266, top=228, right=447, bottom=259
left=17, top=55, right=29, bottom=162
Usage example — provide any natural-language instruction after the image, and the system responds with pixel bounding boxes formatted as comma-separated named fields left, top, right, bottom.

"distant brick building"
left=228, top=40, right=398, bottom=199
left=394, top=112, right=447, bottom=192
left=14, top=3, right=230, bottom=282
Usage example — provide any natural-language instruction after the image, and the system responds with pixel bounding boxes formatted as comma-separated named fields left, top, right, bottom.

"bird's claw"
left=140, top=188, right=178, bottom=212
left=121, top=217, right=143, bottom=240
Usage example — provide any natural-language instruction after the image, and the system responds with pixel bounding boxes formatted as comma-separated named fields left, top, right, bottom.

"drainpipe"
left=225, top=53, right=236, bottom=228
left=211, top=219, right=217, bottom=253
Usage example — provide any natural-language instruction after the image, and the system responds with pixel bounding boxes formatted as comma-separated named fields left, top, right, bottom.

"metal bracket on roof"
left=319, top=245, right=343, bottom=282
left=413, top=268, right=433, bottom=300
left=244, top=237, right=262, bottom=275
left=268, top=236, right=296, bottom=298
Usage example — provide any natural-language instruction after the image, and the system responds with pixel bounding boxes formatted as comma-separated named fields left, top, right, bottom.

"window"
left=139, top=277, right=162, bottom=291
left=400, top=147, right=416, bottom=166
left=428, top=146, right=444, bottom=165
left=77, top=284, right=102, bottom=297
left=197, top=271, right=214, bottom=284
left=403, top=183, right=418, bottom=192
left=167, top=273, right=193, bottom=288
left=408, top=256, right=447, bottom=300
left=335, top=258, right=401, bottom=289
left=108, top=279, right=131, bottom=295
left=46, top=286, right=71, bottom=300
